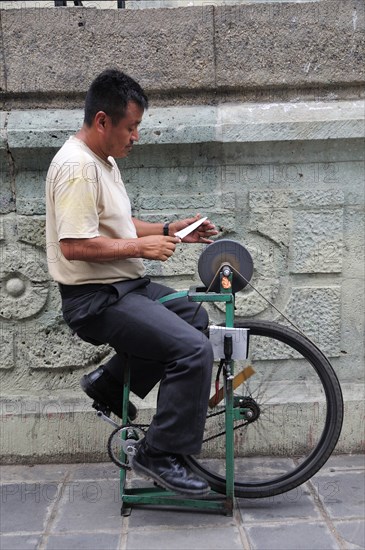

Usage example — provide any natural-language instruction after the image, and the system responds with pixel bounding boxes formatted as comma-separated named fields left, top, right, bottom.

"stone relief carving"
left=0, top=241, right=49, bottom=320
left=0, top=219, right=111, bottom=372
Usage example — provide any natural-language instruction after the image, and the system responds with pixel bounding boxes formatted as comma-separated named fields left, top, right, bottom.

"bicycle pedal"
left=92, top=400, right=111, bottom=417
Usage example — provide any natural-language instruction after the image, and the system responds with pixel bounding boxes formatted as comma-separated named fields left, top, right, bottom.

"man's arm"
left=60, top=235, right=180, bottom=263
left=132, top=218, right=165, bottom=237
left=133, top=214, right=218, bottom=243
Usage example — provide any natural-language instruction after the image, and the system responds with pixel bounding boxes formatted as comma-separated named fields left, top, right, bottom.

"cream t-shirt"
left=46, top=136, right=146, bottom=285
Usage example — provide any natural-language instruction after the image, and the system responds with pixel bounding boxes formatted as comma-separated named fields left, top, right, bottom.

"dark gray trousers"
left=60, top=278, right=213, bottom=455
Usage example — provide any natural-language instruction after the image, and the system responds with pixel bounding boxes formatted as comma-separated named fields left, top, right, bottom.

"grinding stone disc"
left=198, top=239, right=253, bottom=293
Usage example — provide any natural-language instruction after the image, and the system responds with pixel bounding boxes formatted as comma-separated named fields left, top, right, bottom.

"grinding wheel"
left=198, top=239, right=253, bottom=293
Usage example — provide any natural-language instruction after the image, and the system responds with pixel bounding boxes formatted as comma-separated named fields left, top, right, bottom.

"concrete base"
left=0, top=383, right=363, bottom=464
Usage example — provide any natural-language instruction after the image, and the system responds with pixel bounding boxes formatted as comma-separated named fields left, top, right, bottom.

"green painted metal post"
left=119, top=364, right=131, bottom=503
left=224, top=292, right=235, bottom=512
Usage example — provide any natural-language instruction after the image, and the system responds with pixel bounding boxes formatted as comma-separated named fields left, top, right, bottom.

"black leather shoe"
left=80, top=365, right=137, bottom=421
left=132, top=439, right=210, bottom=496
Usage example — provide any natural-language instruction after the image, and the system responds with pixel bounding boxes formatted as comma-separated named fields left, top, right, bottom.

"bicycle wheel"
left=185, top=320, right=343, bottom=498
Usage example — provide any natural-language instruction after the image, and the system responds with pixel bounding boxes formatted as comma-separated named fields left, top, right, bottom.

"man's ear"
left=95, top=111, right=108, bottom=132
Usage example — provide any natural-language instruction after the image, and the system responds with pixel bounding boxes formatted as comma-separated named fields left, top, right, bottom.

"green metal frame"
left=119, top=269, right=238, bottom=516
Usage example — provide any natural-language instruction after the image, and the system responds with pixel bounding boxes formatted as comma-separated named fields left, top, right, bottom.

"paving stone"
left=237, top=484, right=320, bottom=522
left=52, top=479, right=123, bottom=533
left=309, top=471, right=365, bottom=519
left=129, top=503, right=236, bottom=528
left=0, top=455, right=364, bottom=550
left=245, top=522, right=339, bottom=550
left=0, top=482, right=59, bottom=533
left=126, top=525, right=243, bottom=550
left=0, top=534, right=42, bottom=550
left=333, top=520, right=365, bottom=549
left=45, top=533, right=120, bottom=550
left=320, top=454, right=365, bottom=472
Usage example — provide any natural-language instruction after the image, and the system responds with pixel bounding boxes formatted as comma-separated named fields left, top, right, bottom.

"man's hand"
left=138, top=235, right=180, bottom=261
left=170, top=214, right=218, bottom=244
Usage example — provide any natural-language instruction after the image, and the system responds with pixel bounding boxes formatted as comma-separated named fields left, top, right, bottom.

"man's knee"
left=188, top=332, right=214, bottom=372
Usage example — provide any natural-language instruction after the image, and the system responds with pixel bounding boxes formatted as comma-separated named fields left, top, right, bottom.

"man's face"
left=103, top=101, right=144, bottom=159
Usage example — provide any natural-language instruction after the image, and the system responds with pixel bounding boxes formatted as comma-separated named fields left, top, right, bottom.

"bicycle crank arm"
left=209, top=365, right=255, bottom=408
left=96, top=409, right=120, bottom=429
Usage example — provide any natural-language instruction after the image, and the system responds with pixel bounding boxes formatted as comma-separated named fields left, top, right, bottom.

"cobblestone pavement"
left=1, top=454, right=364, bottom=550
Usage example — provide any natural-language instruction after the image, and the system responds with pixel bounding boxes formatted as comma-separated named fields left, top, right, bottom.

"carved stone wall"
left=0, top=2, right=364, bottom=462
left=1, top=101, right=364, bottom=462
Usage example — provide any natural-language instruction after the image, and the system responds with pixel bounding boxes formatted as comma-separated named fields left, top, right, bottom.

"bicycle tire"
left=185, top=320, right=343, bottom=498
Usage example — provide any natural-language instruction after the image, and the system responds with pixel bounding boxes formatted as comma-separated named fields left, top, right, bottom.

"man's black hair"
left=84, top=69, right=148, bottom=127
